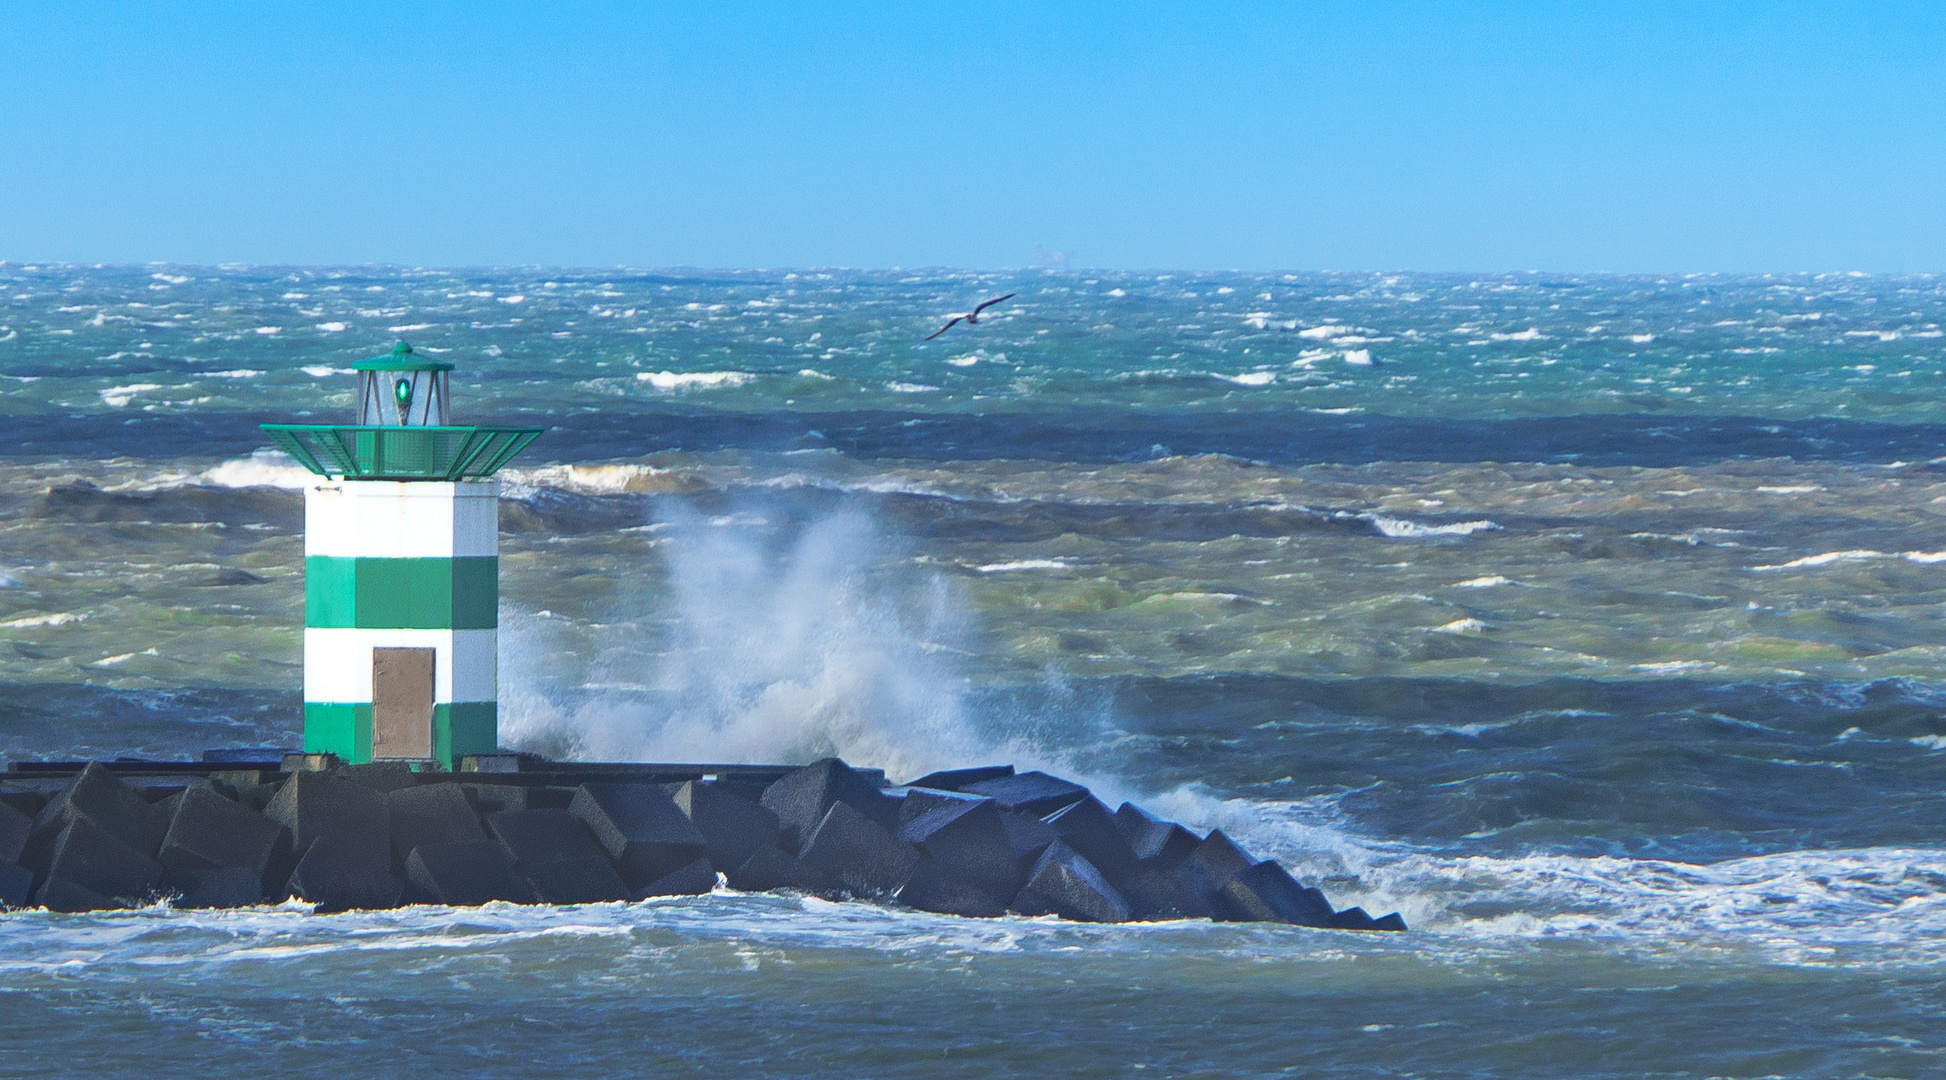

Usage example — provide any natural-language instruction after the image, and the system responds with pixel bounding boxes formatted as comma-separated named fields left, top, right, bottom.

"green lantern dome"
left=260, top=341, right=542, bottom=481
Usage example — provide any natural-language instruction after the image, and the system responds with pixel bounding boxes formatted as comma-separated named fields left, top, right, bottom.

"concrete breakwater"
left=0, top=756, right=1404, bottom=930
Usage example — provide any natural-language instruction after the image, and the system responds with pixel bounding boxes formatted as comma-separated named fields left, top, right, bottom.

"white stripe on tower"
left=303, top=628, right=498, bottom=704
left=305, top=480, right=499, bottom=558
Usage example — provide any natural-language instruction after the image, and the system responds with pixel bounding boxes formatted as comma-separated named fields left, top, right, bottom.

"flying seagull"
left=925, top=293, right=1015, bottom=340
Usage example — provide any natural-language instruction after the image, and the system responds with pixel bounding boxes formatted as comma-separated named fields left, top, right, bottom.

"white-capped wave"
left=314, top=322, right=348, bottom=333
left=505, top=463, right=688, bottom=496
left=1342, top=349, right=1373, bottom=366
left=1213, top=371, right=1275, bottom=386
left=638, top=371, right=753, bottom=391
left=1748, top=550, right=1941, bottom=571
left=1451, top=575, right=1513, bottom=588
left=1630, top=660, right=1718, bottom=674
left=975, top=560, right=1069, bottom=573
left=99, top=383, right=162, bottom=408
left=0, top=612, right=86, bottom=629
left=886, top=382, right=940, bottom=393
left=1367, top=516, right=1501, bottom=538
left=199, top=450, right=315, bottom=490
left=1432, top=618, right=1488, bottom=634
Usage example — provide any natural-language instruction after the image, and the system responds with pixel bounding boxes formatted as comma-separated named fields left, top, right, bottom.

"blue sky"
left=1, top=2, right=1941, bottom=271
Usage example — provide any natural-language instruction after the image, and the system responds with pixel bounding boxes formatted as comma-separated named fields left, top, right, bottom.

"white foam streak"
left=1367, top=515, right=1501, bottom=538
left=0, top=612, right=85, bottom=629
left=1751, top=549, right=1946, bottom=571
left=637, top=371, right=753, bottom=391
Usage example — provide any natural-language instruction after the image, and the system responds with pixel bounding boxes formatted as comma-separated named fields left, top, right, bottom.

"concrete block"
left=896, top=857, right=1007, bottom=918
left=0, top=860, right=31, bottom=908
left=0, top=800, right=31, bottom=866
left=962, top=771, right=1089, bottom=818
left=341, top=762, right=421, bottom=793
left=1011, top=840, right=1132, bottom=923
left=232, top=776, right=283, bottom=812
left=1115, top=803, right=1202, bottom=867
left=528, top=786, right=577, bottom=811
left=997, top=809, right=1058, bottom=877
left=1121, top=860, right=1213, bottom=921
left=286, top=835, right=405, bottom=912
left=905, top=765, right=1014, bottom=791
left=569, top=783, right=707, bottom=892
left=1328, top=906, right=1378, bottom=931
left=725, top=845, right=807, bottom=892
left=258, top=829, right=300, bottom=900
left=1042, top=796, right=1138, bottom=887
left=282, top=752, right=340, bottom=773
left=463, top=783, right=528, bottom=814
left=760, top=758, right=899, bottom=855
left=899, top=797, right=1020, bottom=901
left=169, top=866, right=266, bottom=909
left=30, top=762, right=168, bottom=863
left=35, top=818, right=164, bottom=912
left=484, top=808, right=612, bottom=868
left=796, top=800, right=919, bottom=898
left=1175, top=828, right=1258, bottom=905
left=896, top=786, right=989, bottom=825
left=34, top=876, right=117, bottom=913
left=0, top=784, right=47, bottom=817
left=1371, top=912, right=1407, bottom=931
left=405, top=840, right=536, bottom=906
left=671, top=780, right=781, bottom=874
left=1211, top=861, right=1335, bottom=928
left=265, top=771, right=390, bottom=861
left=636, top=857, right=716, bottom=899
left=159, top=784, right=286, bottom=879
left=522, top=857, right=630, bottom=905
left=386, top=783, right=488, bottom=865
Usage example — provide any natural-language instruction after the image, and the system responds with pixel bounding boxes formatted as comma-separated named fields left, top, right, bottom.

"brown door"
left=372, top=647, right=435, bottom=759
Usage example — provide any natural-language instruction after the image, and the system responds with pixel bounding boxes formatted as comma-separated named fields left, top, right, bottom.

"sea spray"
left=497, top=499, right=1158, bottom=802
left=502, top=502, right=988, bottom=781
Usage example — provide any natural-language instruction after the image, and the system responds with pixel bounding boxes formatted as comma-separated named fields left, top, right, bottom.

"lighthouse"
left=262, top=343, right=542, bottom=768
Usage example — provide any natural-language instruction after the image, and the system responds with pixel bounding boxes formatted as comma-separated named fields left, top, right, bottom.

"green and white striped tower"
left=262, top=343, right=542, bottom=768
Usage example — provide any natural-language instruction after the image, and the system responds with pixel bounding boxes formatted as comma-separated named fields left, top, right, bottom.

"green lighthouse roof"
left=352, top=341, right=455, bottom=373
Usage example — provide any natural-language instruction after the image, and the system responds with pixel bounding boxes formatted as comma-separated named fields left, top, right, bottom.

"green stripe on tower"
left=305, top=556, right=498, bottom=629
left=303, top=702, right=497, bottom=768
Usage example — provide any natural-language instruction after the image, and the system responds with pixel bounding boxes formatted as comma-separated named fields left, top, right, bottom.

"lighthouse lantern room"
left=262, top=342, right=542, bottom=768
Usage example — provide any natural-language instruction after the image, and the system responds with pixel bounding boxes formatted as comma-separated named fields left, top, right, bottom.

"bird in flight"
left=925, top=293, right=1015, bottom=340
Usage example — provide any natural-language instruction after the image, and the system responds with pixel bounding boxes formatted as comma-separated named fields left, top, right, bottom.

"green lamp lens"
left=394, top=377, right=413, bottom=412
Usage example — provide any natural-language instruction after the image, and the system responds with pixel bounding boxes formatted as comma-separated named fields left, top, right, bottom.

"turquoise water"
left=2, top=266, right=1945, bottom=1077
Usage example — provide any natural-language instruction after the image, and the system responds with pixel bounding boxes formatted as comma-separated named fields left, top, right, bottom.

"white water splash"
left=502, top=506, right=1011, bottom=783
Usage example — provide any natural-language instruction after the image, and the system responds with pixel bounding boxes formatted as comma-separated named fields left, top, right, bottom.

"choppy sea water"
left=3, top=266, right=1945, bottom=1077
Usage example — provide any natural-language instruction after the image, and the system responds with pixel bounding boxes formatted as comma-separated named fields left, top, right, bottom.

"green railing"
left=260, top=425, right=544, bottom=480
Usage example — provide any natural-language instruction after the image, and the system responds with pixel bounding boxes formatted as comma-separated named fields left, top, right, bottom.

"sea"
left=1, top=265, right=1944, bottom=1077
